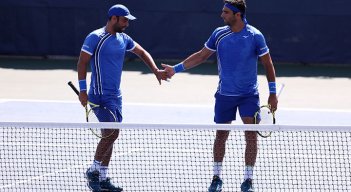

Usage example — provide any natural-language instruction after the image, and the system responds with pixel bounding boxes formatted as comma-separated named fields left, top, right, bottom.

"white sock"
left=100, top=166, right=108, bottom=181
left=213, top=162, right=222, bottom=177
left=88, top=160, right=101, bottom=172
left=244, top=166, right=254, bottom=180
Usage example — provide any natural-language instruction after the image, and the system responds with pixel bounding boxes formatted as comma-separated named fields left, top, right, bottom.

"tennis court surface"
left=1, top=99, right=350, bottom=191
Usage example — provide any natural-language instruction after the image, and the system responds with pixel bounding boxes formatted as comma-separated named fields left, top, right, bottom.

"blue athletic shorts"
left=88, top=94, right=123, bottom=122
left=214, top=92, right=260, bottom=123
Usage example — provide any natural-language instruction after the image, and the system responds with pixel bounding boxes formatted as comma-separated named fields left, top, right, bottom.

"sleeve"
left=255, top=32, right=270, bottom=57
left=124, top=34, right=136, bottom=51
left=81, top=33, right=99, bottom=55
left=204, top=29, right=218, bottom=52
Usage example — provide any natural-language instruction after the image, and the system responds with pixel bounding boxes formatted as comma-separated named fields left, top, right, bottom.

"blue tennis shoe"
left=100, top=177, right=123, bottom=192
left=85, top=169, right=101, bottom=192
left=208, top=175, right=223, bottom=192
left=241, top=178, right=254, bottom=192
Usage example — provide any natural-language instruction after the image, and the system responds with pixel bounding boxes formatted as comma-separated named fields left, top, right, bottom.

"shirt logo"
left=243, top=35, right=249, bottom=38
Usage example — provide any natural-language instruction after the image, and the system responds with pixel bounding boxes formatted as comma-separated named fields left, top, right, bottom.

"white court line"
left=279, top=107, right=351, bottom=113
left=125, top=102, right=213, bottom=108
left=0, top=147, right=211, bottom=189
left=0, top=142, right=91, bottom=148
left=126, top=148, right=210, bottom=154
left=0, top=98, right=79, bottom=104
left=0, top=99, right=212, bottom=108
left=0, top=163, right=89, bottom=189
left=2, top=146, right=344, bottom=189
left=0, top=148, right=142, bottom=189
left=1, top=98, right=351, bottom=112
left=0, top=146, right=210, bottom=189
left=2, top=122, right=351, bottom=131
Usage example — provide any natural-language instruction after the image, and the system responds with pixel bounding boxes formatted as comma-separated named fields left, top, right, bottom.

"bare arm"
left=161, top=47, right=214, bottom=77
left=260, top=53, right=278, bottom=111
left=77, top=51, right=91, bottom=106
left=182, top=47, right=215, bottom=69
left=131, top=43, right=167, bottom=84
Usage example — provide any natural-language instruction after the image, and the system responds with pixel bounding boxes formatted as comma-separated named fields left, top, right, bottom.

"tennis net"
left=1, top=122, right=350, bottom=191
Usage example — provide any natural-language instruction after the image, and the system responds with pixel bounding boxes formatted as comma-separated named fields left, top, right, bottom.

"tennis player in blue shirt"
left=162, top=0, right=278, bottom=191
left=77, top=4, right=167, bottom=192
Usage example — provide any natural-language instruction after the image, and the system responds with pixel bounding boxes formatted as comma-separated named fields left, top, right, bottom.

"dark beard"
left=225, top=17, right=237, bottom=27
left=114, top=25, right=123, bottom=33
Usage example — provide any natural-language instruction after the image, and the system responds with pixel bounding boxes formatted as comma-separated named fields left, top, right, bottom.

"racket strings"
left=255, top=105, right=275, bottom=138
left=87, top=105, right=118, bottom=139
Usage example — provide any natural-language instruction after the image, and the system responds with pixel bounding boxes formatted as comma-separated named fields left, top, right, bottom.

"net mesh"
left=1, top=122, right=350, bottom=191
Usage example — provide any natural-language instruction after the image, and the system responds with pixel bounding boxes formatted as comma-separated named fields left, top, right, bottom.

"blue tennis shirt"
left=81, top=27, right=135, bottom=96
left=205, top=24, right=269, bottom=96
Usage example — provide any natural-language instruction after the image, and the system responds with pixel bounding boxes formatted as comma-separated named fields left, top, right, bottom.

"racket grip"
left=68, top=81, right=80, bottom=96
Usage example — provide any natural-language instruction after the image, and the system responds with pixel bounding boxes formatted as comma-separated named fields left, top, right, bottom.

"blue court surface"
left=0, top=99, right=350, bottom=191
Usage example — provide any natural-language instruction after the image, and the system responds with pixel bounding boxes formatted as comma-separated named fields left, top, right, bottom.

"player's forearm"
left=260, top=53, right=277, bottom=96
left=261, top=54, right=276, bottom=82
left=139, top=51, right=159, bottom=73
left=77, top=61, right=88, bottom=80
left=265, top=65, right=276, bottom=82
left=182, top=51, right=208, bottom=70
left=171, top=48, right=213, bottom=74
left=264, top=63, right=276, bottom=95
left=77, top=61, right=89, bottom=93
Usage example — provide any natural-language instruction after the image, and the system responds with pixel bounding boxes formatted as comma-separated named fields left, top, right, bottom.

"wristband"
left=79, top=79, right=87, bottom=92
left=268, top=82, right=276, bottom=94
left=173, top=63, right=186, bottom=73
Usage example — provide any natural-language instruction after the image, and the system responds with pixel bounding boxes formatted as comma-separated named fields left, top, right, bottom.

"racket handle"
left=67, top=81, right=79, bottom=96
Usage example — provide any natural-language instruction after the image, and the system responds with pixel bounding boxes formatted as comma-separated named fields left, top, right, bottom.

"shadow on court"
left=0, top=57, right=350, bottom=78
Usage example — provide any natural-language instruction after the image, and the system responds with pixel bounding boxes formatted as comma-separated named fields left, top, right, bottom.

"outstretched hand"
left=154, top=69, right=169, bottom=85
left=161, top=64, right=176, bottom=79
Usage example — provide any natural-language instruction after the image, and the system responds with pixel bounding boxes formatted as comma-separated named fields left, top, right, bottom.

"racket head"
left=86, top=103, right=118, bottom=139
left=254, top=105, right=275, bottom=138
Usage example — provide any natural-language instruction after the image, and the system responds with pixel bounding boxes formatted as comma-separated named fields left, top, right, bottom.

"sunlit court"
left=1, top=0, right=351, bottom=191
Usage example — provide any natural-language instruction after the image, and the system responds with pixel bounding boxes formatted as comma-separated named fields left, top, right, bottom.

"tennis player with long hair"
left=77, top=4, right=167, bottom=192
left=162, top=0, right=278, bottom=191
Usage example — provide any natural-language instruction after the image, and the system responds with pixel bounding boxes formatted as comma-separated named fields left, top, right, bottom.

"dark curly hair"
left=224, top=0, right=246, bottom=17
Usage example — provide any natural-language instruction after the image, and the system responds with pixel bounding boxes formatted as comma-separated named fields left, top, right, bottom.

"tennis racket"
left=67, top=81, right=117, bottom=138
left=255, top=83, right=285, bottom=138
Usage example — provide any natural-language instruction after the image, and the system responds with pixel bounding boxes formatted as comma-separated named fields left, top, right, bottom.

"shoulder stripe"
left=127, top=41, right=136, bottom=52
left=259, top=50, right=269, bottom=57
left=81, top=49, right=92, bottom=55
left=215, top=30, right=232, bottom=48
left=204, top=44, right=216, bottom=52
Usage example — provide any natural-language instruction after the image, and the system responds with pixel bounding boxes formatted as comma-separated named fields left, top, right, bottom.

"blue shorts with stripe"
left=88, top=94, right=123, bottom=122
left=214, top=92, right=260, bottom=123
